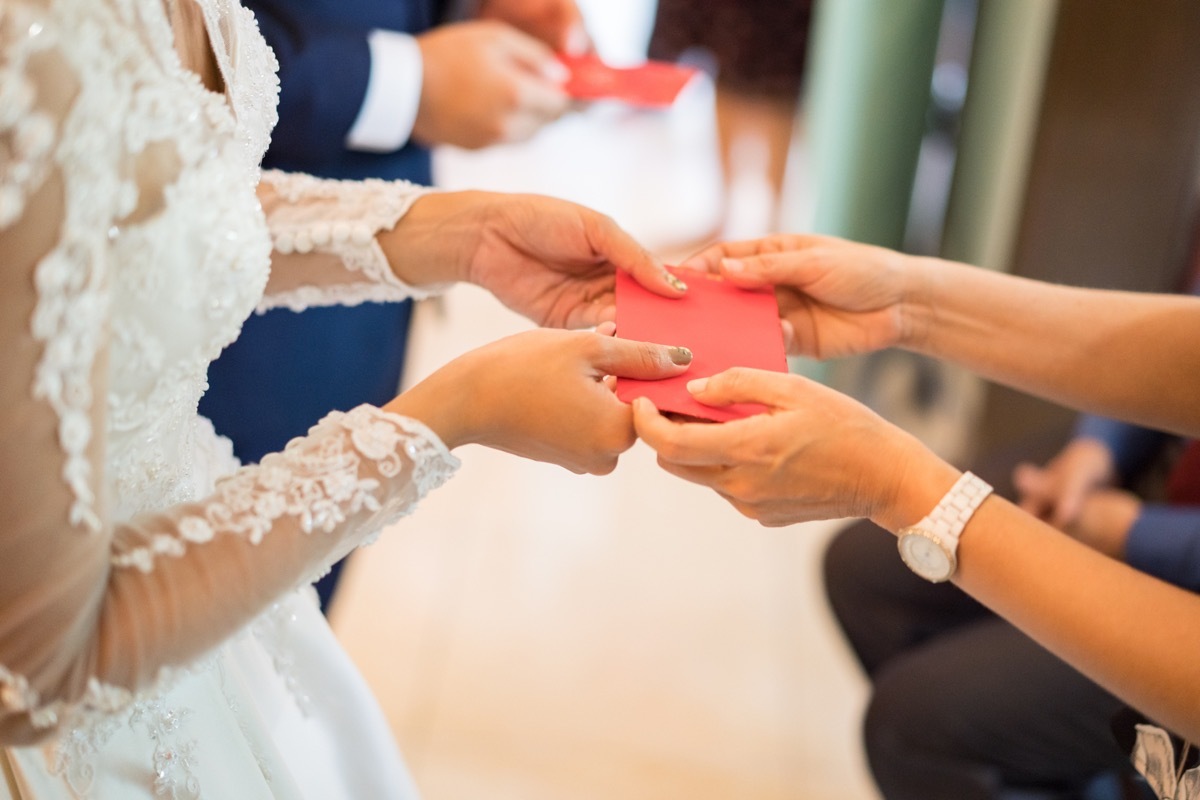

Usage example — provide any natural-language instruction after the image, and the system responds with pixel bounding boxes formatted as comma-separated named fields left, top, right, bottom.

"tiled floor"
left=330, top=7, right=880, bottom=797
left=332, top=286, right=878, bottom=800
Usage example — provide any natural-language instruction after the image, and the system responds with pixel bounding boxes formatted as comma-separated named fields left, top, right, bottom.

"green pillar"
left=805, top=0, right=946, bottom=247
left=788, top=0, right=944, bottom=379
left=940, top=0, right=1059, bottom=271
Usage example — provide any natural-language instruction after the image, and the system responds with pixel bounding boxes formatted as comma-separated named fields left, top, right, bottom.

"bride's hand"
left=383, top=192, right=687, bottom=329
left=386, top=328, right=693, bottom=474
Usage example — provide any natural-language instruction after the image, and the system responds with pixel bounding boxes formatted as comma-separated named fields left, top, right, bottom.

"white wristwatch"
left=896, top=472, right=993, bottom=583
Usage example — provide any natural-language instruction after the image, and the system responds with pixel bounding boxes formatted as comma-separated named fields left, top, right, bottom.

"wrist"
left=388, top=343, right=506, bottom=451
left=870, top=435, right=963, bottom=534
left=378, top=191, right=487, bottom=286
left=410, top=31, right=444, bottom=147
left=383, top=360, right=478, bottom=451
left=897, top=254, right=941, bottom=352
left=894, top=470, right=994, bottom=582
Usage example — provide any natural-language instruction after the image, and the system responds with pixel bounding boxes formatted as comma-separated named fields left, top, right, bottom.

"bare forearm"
left=874, top=442, right=1200, bottom=741
left=951, top=492, right=1200, bottom=739
left=903, top=257, right=1200, bottom=437
left=896, top=256, right=1200, bottom=732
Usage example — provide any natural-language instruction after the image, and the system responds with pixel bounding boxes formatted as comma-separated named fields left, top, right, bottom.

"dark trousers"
left=821, top=436, right=1136, bottom=800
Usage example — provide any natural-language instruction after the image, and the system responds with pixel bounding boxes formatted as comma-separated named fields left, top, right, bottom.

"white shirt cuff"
left=345, top=30, right=423, bottom=153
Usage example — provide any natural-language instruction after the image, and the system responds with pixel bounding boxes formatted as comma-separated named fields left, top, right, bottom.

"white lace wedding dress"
left=0, top=0, right=460, bottom=796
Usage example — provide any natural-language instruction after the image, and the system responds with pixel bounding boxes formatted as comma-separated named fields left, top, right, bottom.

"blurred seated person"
left=824, top=411, right=1198, bottom=799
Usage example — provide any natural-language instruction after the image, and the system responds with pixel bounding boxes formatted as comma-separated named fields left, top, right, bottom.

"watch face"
left=898, top=531, right=955, bottom=582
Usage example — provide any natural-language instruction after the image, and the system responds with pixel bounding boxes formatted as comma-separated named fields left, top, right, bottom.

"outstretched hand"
left=678, top=234, right=916, bottom=359
left=389, top=328, right=693, bottom=475
left=631, top=367, right=958, bottom=529
left=466, top=193, right=688, bottom=328
left=384, top=192, right=687, bottom=329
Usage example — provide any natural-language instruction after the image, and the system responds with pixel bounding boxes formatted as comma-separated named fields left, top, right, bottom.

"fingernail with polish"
left=687, top=377, right=709, bottom=394
left=668, top=346, right=693, bottom=365
left=665, top=272, right=688, bottom=292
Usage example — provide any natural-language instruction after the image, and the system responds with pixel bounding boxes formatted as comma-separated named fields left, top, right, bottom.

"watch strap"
left=913, top=471, right=993, bottom=551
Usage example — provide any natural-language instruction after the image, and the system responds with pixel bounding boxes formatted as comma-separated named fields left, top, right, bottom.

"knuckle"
left=597, top=417, right=635, bottom=455
left=579, top=332, right=609, bottom=362
left=483, top=116, right=510, bottom=143
left=637, top=344, right=669, bottom=372
left=723, top=474, right=763, bottom=505
left=729, top=499, right=762, bottom=522
left=612, top=425, right=637, bottom=454
left=722, top=367, right=750, bottom=392
left=591, top=457, right=618, bottom=476
left=744, top=437, right=777, bottom=466
left=760, top=509, right=791, bottom=528
left=497, top=81, right=522, bottom=111
left=654, top=435, right=684, bottom=463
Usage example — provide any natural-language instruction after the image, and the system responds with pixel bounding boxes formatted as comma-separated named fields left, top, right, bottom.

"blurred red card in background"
left=559, top=53, right=699, bottom=108
left=615, top=267, right=787, bottom=422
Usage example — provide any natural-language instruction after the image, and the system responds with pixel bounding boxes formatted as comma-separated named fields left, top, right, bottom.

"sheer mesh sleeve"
left=257, top=170, right=452, bottom=312
left=0, top=4, right=459, bottom=745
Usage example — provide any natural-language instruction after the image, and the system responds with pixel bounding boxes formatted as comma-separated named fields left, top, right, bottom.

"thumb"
left=591, top=337, right=694, bottom=380
left=497, top=24, right=571, bottom=83
left=583, top=209, right=688, bottom=298
left=687, top=367, right=798, bottom=410
left=1051, top=477, right=1089, bottom=528
left=720, top=252, right=820, bottom=290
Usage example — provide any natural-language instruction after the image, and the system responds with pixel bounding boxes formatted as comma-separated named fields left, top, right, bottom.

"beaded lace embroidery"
left=259, top=172, right=449, bottom=313
left=0, top=0, right=459, bottom=793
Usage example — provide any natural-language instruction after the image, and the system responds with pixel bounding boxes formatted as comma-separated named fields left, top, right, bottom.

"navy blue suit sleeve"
left=1073, top=414, right=1173, bottom=486
left=1125, top=505, right=1200, bottom=592
left=247, top=0, right=373, bottom=166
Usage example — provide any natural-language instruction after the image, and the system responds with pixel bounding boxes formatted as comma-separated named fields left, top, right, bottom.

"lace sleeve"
left=257, top=169, right=452, bottom=312
left=0, top=4, right=58, bottom=229
left=0, top=4, right=460, bottom=745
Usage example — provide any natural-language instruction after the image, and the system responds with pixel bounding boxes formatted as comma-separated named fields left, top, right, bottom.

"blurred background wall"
left=803, top=0, right=1200, bottom=464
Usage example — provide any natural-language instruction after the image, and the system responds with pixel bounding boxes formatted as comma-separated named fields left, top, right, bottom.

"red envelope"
left=559, top=53, right=699, bottom=108
left=615, top=267, right=787, bottom=422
